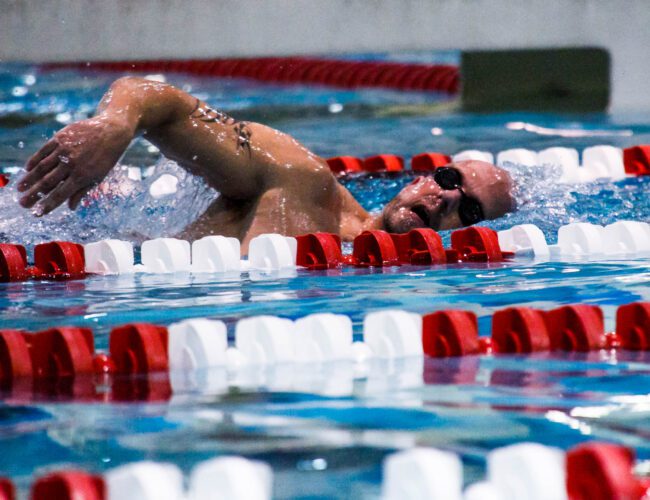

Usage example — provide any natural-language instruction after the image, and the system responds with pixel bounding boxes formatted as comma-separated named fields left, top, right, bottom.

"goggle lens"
left=433, top=166, right=485, bottom=227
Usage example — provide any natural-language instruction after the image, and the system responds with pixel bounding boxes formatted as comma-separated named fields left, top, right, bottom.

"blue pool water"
left=2, top=62, right=650, bottom=497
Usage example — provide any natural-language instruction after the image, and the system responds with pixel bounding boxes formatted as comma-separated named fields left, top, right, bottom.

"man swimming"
left=17, top=77, right=515, bottom=253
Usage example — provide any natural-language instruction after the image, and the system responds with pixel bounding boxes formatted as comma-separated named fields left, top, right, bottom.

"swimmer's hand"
left=17, top=116, right=133, bottom=215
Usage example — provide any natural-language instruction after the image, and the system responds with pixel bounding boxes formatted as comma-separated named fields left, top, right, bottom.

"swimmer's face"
left=381, top=160, right=515, bottom=233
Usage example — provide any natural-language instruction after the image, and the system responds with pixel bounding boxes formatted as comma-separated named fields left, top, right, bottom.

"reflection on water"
left=3, top=353, right=650, bottom=495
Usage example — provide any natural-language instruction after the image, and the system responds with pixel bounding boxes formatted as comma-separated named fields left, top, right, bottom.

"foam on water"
left=0, top=158, right=216, bottom=250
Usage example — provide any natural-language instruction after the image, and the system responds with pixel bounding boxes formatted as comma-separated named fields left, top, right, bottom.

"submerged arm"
left=17, top=76, right=271, bottom=215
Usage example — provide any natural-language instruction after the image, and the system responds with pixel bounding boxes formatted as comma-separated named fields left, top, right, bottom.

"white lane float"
left=382, top=448, right=463, bottom=500
left=106, top=456, right=272, bottom=500
left=192, top=235, right=241, bottom=273
left=363, top=310, right=423, bottom=359
left=496, top=148, right=538, bottom=167
left=538, top=147, right=582, bottom=183
left=463, top=482, right=502, bottom=500
left=487, top=443, right=567, bottom=500
left=84, top=239, right=135, bottom=274
left=497, top=224, right=550, bottom=259
left=550, top=221, right=650, bottom=258
left=247, top=234, right=297, bottom=270
left=234, top=315, right=296, bottom=365
left=452, top=150, right=495, bottom=164
left=141, top=238, right=191, bottom=273
left=602, top=220, right=650, bottom=255
left=582, top=145, right=625, bottom=181
left=294, top=313, right=354, bottom=362
left=550, top=222, right=606, bottom=258
left=106, top=462, right=184, bottom=500
left=168, top=318, right=228, bottom=371
left=188, top=456, right=273, bottom=500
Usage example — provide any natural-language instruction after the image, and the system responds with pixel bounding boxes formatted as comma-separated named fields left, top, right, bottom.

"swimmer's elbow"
left=109, top=76, right=179, bottom=99
left=109, top=76, right=143, bottom=93
left=102, top=76, right=191, bottom=132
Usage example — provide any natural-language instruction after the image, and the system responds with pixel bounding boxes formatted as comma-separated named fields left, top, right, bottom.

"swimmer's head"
left=381, top=160, right=516, bottom=233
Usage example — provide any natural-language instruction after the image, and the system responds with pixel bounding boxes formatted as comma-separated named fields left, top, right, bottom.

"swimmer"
left=17, top=77, right=515, bottom=253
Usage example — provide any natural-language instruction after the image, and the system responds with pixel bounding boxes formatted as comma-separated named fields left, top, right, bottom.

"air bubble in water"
left=11, top=86, right=28, bottom=97
left=22, top=75, right=36, bottom=86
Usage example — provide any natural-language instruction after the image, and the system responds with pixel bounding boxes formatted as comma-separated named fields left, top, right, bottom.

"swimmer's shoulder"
left=239, top=122, right=338, bottom=205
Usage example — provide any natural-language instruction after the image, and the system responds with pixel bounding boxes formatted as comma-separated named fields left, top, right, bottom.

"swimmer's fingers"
left=19, top=164, right=70, bottom=209
left=32, top=178, right=79, bottom=216
left=25, top=138, right=58, bottom=171
left=68, top=184, right=93, bottom=210
left=17, top=149, right=62, bottom=192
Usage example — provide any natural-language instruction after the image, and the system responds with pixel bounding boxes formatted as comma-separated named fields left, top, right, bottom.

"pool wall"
left=1, top=0, right=649, bottom=111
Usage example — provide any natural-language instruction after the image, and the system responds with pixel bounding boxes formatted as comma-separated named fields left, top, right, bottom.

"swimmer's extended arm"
left=17, top=77, right=275, bottom=215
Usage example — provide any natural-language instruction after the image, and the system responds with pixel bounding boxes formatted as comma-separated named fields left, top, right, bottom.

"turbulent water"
left=0, top=158, right=216, bottom=250
left=2, top=62, right=650, bottom=249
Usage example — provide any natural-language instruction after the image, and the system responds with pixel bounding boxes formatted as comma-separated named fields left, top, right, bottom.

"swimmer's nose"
left=440, top=189, right=462, bottom=216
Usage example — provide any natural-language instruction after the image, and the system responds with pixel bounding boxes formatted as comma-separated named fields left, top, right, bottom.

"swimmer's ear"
left=68, top=185, right=92, bottom=210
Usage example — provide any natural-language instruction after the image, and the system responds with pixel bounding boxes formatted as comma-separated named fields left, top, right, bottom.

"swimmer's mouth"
left=411, top=205, right=432, bottom=227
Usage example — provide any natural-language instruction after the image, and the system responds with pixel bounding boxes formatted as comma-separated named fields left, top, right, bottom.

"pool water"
left=2, top=61, right=650, bottom=497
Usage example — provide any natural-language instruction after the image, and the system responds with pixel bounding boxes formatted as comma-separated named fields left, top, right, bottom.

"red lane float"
left=0, top=323, right=170, bottom=401
left=0, top=174, right=8, bottom=188
left=46, top=57, right=460, bottom=93
left=0, top=244, right=29, bottom=282
left=411, top=152, right=452, bottom=172
left=363, top=155, right=404, bottom=173
left=0, top=327, right=96, bottom=385
left=623, top=145, right=650, bottom=176
left=451, top=227, right=511, bottom=262
left=350, top=230, right=400, bottom=267
left=326, top=156, right=363, bottom=174
left=33, top=241, right=85, bottom=279
left=31, top=471, right=105, bottom=500
left=109, top=323, right=172, bottom=402
left=0, top=327, right=97, bottom=398
left=30, top=327, right=95, bottom=380
left=390, top=228, right=448, bottom=265
left=491, top=307, right=550, bottom=354
left=345, top=227, right=511, bottom=267
left=544, top=304, right=605, bottom=351
left=422, top=310, right=480, bottom=357
left=0, top=478, right=13, bottom=500
left=616, top=301, right=650, bottom=350
left=295, top=233, right=342, bottom=270
left=0, top=241, right=85, bottom=281
left=327, top=152, right=449, bottom=174
left=0, top=330, right=32, bottom=386
left=566, top=442, right=647, bottom=500
left=109, top=323, right=169, bottom=374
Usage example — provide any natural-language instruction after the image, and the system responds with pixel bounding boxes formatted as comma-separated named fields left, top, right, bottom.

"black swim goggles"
left=432, top=167, right=485, bottom=226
